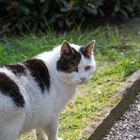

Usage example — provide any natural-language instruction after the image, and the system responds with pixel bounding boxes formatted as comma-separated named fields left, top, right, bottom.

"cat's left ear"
left=84, top=40, right=95, bottom=57
left=60, top=40, right=73, bottom=56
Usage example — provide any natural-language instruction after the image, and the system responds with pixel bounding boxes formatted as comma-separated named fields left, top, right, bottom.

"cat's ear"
left=60, top=40, right=72, bottom=56
left=84, top=40, right=95, bottom=57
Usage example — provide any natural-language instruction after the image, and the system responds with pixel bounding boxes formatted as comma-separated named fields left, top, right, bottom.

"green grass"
left=0, top=23, right=140, bottom=140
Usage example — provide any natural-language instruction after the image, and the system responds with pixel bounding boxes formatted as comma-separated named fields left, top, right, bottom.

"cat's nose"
left=80, top=77, right=86, bottom=82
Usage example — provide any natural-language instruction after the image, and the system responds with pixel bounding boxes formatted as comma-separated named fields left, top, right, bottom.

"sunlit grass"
left=0, top=24, right=140, bottom=140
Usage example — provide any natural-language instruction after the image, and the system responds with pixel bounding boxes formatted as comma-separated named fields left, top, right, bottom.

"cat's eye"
left=85, top=66, right=91, bottom=71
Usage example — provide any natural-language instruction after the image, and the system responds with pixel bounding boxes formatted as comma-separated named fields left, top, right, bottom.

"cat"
left=0, top=40, right=96, bottom=140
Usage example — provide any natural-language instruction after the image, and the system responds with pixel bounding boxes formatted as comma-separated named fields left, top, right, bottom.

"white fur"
left=0, top=43, right=95, bottom=140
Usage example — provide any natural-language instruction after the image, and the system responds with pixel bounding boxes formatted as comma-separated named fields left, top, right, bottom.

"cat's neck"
left=36, top=50, right=77, bottom=90
left=50, top=64, right=77, bottom=93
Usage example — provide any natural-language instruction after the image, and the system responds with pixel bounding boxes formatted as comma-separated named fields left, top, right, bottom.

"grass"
left=0, top=22, right=140, bottom=140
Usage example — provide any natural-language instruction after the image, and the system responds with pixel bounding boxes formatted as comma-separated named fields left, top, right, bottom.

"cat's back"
left=0, top=58, right=51, bottom=110
left=0, top=64, right=26, bottom=107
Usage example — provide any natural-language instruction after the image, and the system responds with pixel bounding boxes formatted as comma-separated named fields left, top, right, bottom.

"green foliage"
left=0, top=0, right=139, bottom=35
left=1, top=24, right=140, bottom=140
left=111, top=0, right=139, bottom=19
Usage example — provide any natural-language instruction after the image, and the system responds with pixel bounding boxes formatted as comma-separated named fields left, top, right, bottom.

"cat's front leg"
left=43, top=119, right=63, bottom=140
left=34, top=128, right=48, bottom=140
left=35, top=127, right=63, bottom=140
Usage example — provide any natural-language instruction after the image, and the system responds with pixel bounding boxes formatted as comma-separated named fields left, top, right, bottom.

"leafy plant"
left=0, top=0, right=139, bottom=35
left=111, top=0, right=138, bottom=19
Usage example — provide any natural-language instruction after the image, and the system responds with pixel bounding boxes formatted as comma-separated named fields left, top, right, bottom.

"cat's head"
left=56, top=40, right=96, bottom=85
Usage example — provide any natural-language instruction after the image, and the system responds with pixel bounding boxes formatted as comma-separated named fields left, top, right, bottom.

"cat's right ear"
left=60, top=40, right=72, bottom=56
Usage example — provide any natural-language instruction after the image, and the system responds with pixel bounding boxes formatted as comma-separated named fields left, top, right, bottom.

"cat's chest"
left=22, top=85, right=76, bottom=131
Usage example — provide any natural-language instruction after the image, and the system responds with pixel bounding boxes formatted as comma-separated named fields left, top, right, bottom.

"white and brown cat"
left=0, top=40, right=96, bottom=140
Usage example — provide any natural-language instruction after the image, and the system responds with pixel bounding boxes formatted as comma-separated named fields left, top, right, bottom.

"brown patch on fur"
left=57, top=47, right=81, bottom=73
left=5, top=64, right=26, bottom=75
left=24, top=59, right=50, bottom=93
left=0, top=72, right=25, bottom=107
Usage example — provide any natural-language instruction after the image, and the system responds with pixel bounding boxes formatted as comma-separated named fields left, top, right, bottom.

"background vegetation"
left=0, top=0, right=139, bottom=35
left=0, top=20, right=140, bottom=139
left=0, top=0, right=140, bottom=139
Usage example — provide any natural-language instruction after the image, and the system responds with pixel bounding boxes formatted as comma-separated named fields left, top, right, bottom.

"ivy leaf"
left=24, top=0, right=34, bottom=4
left=19, top=6, right=30, bottom=15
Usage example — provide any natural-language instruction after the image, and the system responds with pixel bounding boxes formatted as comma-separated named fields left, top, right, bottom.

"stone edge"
left=86, top=70, right=140, bottom=140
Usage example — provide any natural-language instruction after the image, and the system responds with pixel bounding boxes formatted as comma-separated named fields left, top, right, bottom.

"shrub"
left=0, top=0, right=139, bottom=35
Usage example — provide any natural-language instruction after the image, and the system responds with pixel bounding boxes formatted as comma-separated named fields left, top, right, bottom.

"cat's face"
left=56, top=41, right=95, bottom=85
